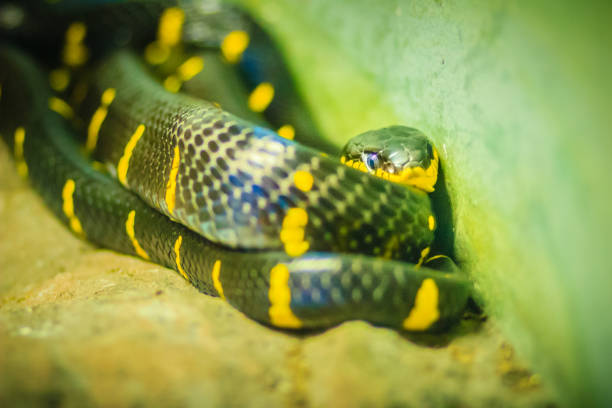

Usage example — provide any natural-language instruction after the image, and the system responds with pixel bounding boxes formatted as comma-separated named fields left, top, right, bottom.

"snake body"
left=77, top=51, right=433, bottom=261
left=0, top=1, right=472, bottom=331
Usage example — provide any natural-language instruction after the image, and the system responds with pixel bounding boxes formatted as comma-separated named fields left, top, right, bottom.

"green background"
left=232, top=0, right=612, bottom=406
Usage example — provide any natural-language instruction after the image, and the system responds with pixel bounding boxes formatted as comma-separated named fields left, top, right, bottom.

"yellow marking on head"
left=86, top=88, right=116, bottom=153
left=344, top=148, right=439, bottom=192
left=158, top=7, right=185, bottom=47
left=61, top=179, right=84, bottom=235
left=268, top=263, right=302, bottom=328
left=125, top=210, right=149, bottom=260
left=280, top=208, right=309, bottom=257
left=221, top=30, right=250, bottom=64
left=212, top=101, right=221, bottom=109
left=63, top=22, right=88, bottom=67
left=48, top=97, right=74, bottom=119
left=49, top=68, right=70, bottom=92
left=144, top=41, right=171, bottom=65
left=163, top=75, right=182, bottom=93
left=165, top=145, right=180, bottom=214
left=117, top=124, right=146, bottom=186
left=173, top=235, right=189, bottom=280
left=294, top=170, right=314, bottom=192
left=277, top=124, right=295, bottom=140
left=13, top=127, right=28, bottom=178
left=415, top=246, right=431, bottom=269
left=402, top=278, right=440, bottom=331
left=387, top=148, right=439, bottom=192
left=178, top=56, right=204, bottom=80
left=344, top=159, right=367, bottom=173
left=248, top=82, right=274, bottom=113
left=212, top=259, right=225, bottom=299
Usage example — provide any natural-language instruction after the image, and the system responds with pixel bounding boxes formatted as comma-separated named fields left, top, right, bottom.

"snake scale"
left=0, top=0, right=471, bottom=331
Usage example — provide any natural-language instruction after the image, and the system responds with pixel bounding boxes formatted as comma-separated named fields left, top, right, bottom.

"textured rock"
left=0, top=143, right=556, bottom=407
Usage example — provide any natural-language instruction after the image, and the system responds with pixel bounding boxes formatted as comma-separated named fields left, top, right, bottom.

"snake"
left=76, top=50, right=435, bottom=262
left=0, top=1, right=471, bottom=331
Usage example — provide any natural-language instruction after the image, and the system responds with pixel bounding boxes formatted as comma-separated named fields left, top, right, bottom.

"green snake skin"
left=0, top=46, right=470, bottom=330
left=0, top=0, right=247, bottom=59
left=77, top=51, right=434, bottom=262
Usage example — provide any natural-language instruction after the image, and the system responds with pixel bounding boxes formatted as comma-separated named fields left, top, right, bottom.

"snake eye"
left=362, top=152, right=380, bottom=172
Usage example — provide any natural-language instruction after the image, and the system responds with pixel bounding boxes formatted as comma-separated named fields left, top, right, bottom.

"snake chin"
left=340, top=125, right=440, bottom=192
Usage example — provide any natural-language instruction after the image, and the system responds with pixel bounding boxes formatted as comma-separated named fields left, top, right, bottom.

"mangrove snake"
left=0, top=0, right=471, bottom=330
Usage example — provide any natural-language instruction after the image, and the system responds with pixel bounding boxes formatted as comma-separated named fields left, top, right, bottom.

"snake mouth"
left=340, top=148, right=439, bottom=193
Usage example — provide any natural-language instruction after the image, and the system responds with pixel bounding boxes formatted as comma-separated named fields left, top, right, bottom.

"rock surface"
left=0, top=144, right=556, bottom=407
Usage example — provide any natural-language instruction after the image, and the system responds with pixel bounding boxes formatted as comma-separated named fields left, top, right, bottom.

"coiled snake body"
left=0, top=1, right=471, bottom=330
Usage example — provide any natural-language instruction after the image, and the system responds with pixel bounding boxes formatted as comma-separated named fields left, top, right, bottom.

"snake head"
left=340, top=126, right=439, bottom=192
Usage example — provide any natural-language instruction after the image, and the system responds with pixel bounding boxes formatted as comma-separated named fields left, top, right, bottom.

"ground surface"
left=0, top=144, right=557, bottom=407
